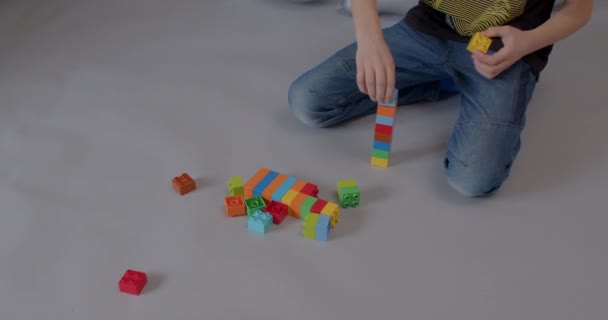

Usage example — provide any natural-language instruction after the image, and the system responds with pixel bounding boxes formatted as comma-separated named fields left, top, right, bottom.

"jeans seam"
left=457, top=120, right=524, bottom=130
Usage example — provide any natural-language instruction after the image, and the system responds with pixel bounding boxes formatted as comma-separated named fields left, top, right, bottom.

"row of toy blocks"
left=246, top=168, right=340, bottom=227
left=244, top=167, right=318, bottom=200
left=337, top=179, right=360, bottom=208
left=302, top=213, right=331, bottom=241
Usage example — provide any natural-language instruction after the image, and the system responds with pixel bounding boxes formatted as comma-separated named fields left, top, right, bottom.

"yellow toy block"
left=320, top=202, right=340, bottom=228
left=467, top=32, right=492, bottom=53
left=281, top=189, right=299, bottom=215
left=371, top=157, right=389, bottom=168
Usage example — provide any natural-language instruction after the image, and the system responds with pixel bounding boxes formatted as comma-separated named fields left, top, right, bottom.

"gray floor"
left=1, top=0, right=606, bottom=319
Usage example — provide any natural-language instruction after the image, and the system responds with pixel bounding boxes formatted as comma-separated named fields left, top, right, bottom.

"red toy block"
left=310, top=199, right=328, bottom=213
left=263, top=200, right=288, bottom=224
left=375, top=123, right=393, bottom=135
left=119, top=269, right=147, bottom=295
left=172, top=173, right=196, bottom=195
left=224, top=195, right=246, bottom=217
left=300, top=183, right=319, bottom=197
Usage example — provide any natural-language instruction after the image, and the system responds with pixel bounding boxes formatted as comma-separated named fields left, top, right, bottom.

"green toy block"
left=300, top=196, right=317, bottom=220
left=337, top=179, right=360, bottom=208
left=371, top=149, right=389, bottom=159
left=228, top=176, right=244, bottom=196
left=245, top=196, right=266, bottom=216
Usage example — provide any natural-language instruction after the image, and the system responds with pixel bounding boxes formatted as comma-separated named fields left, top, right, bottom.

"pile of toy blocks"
left=223, top=168, right=348, bottom=241
left=371, top=89, right=398, bottom=168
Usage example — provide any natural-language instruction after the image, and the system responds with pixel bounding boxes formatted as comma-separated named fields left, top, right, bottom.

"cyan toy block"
left=228, top=176, right=244, bottom=196
left=248, top=210, right=273, bottom=234
left=245, top=196, right=266, bottom=216
left=375, top=115, right=395, bottom=126
left=372, top=140, right=391, bottom=152
left=271, top=176, right=297, bottom=202
left=315, top=214, right=331, bottom=241
left=253, top=171, right=279, bottom=196
left=337, top=179, right=360, bottom=208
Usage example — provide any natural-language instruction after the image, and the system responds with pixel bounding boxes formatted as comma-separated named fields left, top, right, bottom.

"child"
left=288, top=0, right=593, bottom=197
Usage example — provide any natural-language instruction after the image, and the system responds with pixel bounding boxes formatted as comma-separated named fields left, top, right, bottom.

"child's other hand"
left=472, top=26, right=534, bottom=79
left=356, top=38, right=395, bottom=103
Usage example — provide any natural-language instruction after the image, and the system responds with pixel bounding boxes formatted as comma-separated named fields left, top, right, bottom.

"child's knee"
left=288, top=77, right=331, bottom=128
left=444, top=153, right=509, bottom=197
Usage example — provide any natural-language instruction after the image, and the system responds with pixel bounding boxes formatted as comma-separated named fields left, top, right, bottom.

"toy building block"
left=272, top=176, right=297, bottom=202
left=467, top=32, right=492, bottom=53
left=263, top=200, right=288, bottom=224
left=310, top=199, right=328, bottom=214
left=281, top=189, right=299, bottom=215
left=245, top=196, right=266, bottom=216
left=371, top=89, right=398, bottom=168
left=320, top=203, right=340, bottom=228
left=299, top=196, right=318, bottom=220
left=248, top=210, right=273, bottom=234
left=228, top=176, right=244, bottom=196
left=119, top=269, right=147, bottom=295
left=261, top=173, right=288, bottom=201
left=172, top=173, right=196, bottom=195
left=254, top=171, right=280, bottom=198
left=224, top=195, right=246, bottom=217
left=301, top=213, right=319, bottom=240
left=315, top=214, right=331, bottom=241
left=244, top=167, right=270, bottom=198
left=290, top=192, right=310, bottom=219
left=300, top=183, right=319, bottom=197
left=337, top=179, right=360, bottom=208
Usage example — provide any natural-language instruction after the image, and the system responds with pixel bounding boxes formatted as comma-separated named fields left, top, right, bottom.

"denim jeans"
left=288, top=19, right=537, bottom=197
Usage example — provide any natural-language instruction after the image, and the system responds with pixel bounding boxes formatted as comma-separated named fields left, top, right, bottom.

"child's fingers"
left=366, top=65, right=377, bottom=101
left=384, top=65, right=395, bottom=103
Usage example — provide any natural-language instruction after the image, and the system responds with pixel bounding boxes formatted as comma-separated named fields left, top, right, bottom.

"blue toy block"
left=379, top=88, right=398, bottom=107
left=253, top=171, right=279, bottom=196
left=315, top=214, right=331, bottom=241
left=375, top=115, right=394, bottom=126
left=372, top=140, right=391, bottom=152
left=248, top=210, right=273, bottom=234
left=271, top=176, right=297, bottom=202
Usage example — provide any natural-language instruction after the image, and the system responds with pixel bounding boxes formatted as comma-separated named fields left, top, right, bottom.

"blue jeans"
left=288, top=20, right=537, bottom=197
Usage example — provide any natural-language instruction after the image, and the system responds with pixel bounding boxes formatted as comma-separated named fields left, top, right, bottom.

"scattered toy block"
left=264, top=200, right=289, bottom=224
left=310, top=199, right=328, bottom=214
left=261, top=173, right=288, bottom=201
left=300, top=196, right=318, bottom=220
left=467, top=32, right=492, bottom=53
left=228, top=176, right=244, bottom=196
left=248, top=210, right=273, bottom=233
left=315, top=214, right=331, bottom=241
left=172, top=173, right=196, bottom=195
left=245, top=196, right=266, bottom=216
left=337, top=179, right=360, bottom=208
left=272, top=176, right=297, bottom=202
left=302, top=213, right=319, bottom=240
left=253, top=170, right=280, bottom=197
left=244, top=167, right=270, bottom=198
left=281, top=189, right=299, bottom=215
left=300, top=183, right=319, bottom=197
left=224, top=195, right=246, bottom=217
left=119, top=269, right=147, bottom=295
left=320, top=202, right=340, bottom=228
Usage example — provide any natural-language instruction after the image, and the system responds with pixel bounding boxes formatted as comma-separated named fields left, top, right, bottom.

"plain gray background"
left=0, top=1, right=606, bottom=319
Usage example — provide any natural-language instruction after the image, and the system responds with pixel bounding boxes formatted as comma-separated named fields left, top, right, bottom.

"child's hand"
left=471, top=26, right=534, bottom=79
left=356, top=38, right=396, bottom=103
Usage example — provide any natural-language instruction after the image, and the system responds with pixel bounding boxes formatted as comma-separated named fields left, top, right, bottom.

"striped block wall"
left=244, top=168, right=340, bottom=228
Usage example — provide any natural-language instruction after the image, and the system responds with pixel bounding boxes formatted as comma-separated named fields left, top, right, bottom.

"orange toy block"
left=224, top=195, right=246, bottom=217
left=172, top=173, right=196, bottom=195
left=290, top=180, right=307, bottom=193
left=244, top=167, right=270, bottom=198
left=377, top=105, right=396, bottom=117
left=262, top=174, right=288, bottom=202
left=290, top=192, right=310, bottom=219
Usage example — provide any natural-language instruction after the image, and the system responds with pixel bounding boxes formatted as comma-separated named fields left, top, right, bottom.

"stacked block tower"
left=371, top=89, right=398, bottom=168
left=241, top=168, right=340, bottom=239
